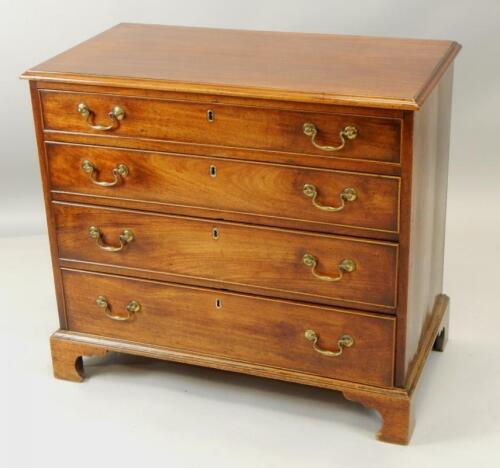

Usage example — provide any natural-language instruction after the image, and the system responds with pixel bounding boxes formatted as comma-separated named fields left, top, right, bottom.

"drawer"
left=47, top=143, right=400, bottom=235
left=61, top=269, right=396, bottom=387
left=40, top=90, right=401, bottom=163
left=54, top=203, right=398, bottom=311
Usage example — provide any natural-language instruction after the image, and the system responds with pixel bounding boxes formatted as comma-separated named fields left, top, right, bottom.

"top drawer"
left=40, top=90, right=401, bottom=164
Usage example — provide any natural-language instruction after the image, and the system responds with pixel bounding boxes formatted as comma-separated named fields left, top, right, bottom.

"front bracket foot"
left=50, top=333, right=108, bottom=382
left=343, top=389, right=413, bottom=444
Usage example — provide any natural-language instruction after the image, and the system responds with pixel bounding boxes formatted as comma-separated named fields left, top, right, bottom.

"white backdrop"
left=2, top=2, right=500, bottom=466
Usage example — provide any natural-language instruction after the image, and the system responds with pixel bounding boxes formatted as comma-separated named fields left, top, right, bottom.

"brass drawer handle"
left=81, top=160, right=129, bottom=187
left=96, top=296, right=141, bottom=321
left=303, top=122, right=358, bottom=152
left=303, top=183, right=357, bottom=212
left=303, top=253, right=356, bottom=282
left=77, top=102, right=125, bottom=131
left=88, top=226, right=134, bottom=252
left=304, top=329, right=354, bottom=356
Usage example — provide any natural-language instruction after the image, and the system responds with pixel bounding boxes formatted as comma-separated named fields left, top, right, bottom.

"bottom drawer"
left=61, top=269, right=395, bottom=387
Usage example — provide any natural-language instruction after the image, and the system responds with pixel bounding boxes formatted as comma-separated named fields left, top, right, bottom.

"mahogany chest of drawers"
left=22, top=23, right=460, bottom=444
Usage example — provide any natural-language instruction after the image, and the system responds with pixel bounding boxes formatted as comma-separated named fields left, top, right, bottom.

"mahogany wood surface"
left=51, top=192, right=399, bottom=242
left=23, top=23, right=460, bottom=110
left=403, top=68, right=453, bottom=382
left=40, top=90, right=401, bottom=163
left=53, top=202, right=398, bottom=311
left=343, top=389, right=413, bottom=444
left=39, top=82, right=404, bottom=178
left=50, top=333, right=107, bottom=382
left=37, top=80, right=404, bottom=118
left=29, top=82, right=68, bottom=328
left=47, top=142, right=400, bottom=236
left=49, top=293, right=450, bottom=445
left=392, top=110, right=414, bottom=386
left=24, top=24, right=460, bottom=444
left=61, top=269, right=395, bottom=387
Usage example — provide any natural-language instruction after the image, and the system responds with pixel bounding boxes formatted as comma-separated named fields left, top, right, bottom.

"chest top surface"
left=22, top=23, right=460, bottom=109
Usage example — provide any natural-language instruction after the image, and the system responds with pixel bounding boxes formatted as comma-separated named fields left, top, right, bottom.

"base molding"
left=50, top=294, right=449, bottom=444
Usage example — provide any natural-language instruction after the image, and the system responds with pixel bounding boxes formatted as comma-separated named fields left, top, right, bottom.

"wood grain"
left=343, top=390, right=412, bottom=444
left=50, top=333, right=107, bottom=382
left=38, top=81, right=404, bottom=177
left=22, top=23, right=460, bottom=109
left=37, top=80, right=405, bottom=118
left=39, top=81, right=405, bottom=178
left=403, top=67, right=453, bottom=383
left=61, top=268, right=396, bottom=387
left=28, top=81, right=68, bottom=327
left=47, top=142, right=400, bottom=235
left=404, top=294, right=449, bottom=394
left=53, top=202, right=399, bottom=311
left=40, top=90, right=401, bottom=163
left=23, top=23, right=460, bottom=444
left=393, top=110, right=414, bottom=386
left=49, top=292, right=450, bottom=444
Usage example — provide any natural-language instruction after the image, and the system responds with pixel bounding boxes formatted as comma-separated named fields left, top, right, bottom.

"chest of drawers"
left=22, top=23, right=460, bottom=444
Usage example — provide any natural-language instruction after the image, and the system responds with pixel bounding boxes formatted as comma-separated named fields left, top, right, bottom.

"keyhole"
left=215, top=298, right=222, bottom=309
left=207, top=109, right=215, bottom=122
left=209, top=165, right=217, bottom=178
left=212, top=227, right=219, bottom=240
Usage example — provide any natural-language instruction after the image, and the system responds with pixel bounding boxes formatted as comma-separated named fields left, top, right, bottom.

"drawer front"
left=62, top=269, right=396, bottom=387
left=54, top=203, right=398, bottom=311
left=41, top=91, right=401, bottom=163
left=47, top=144, right=400, bottom=234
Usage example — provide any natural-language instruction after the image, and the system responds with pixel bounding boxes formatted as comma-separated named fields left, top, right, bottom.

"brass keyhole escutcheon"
left=215, top=298, right=222, bottom=309
left=212, top=227, right=220, bottom=240
left=207, top=109, right=215, bottom=122
left=209, top=165, right=217, bottom=177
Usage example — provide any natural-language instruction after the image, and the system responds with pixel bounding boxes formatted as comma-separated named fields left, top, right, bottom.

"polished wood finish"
left=343, top=389, right=412, bottom=444
left=41, top=90, right=401, bottom=163
left=50, top=293, right=450, bottom=445
left=47, top=142, right=401, bottom=236
left=29, top=82, right=68, bottom=328
left=403, top=68, right=454, bottom=381
left=24, top=24, right=459, bottom=444
left=53, top=202, right=398, bottom=311
left=23, top=23, right=460, bottom=110
left=50, top=333, right=107, bottom=382
left=392, top=110, right=414, bottom=386
left=62, top=269, right=396, bottom=387
left=40, top=81, right=404, bottom=179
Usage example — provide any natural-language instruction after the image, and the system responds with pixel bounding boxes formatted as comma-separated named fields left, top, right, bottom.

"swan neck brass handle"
left=303, top=253, right=356, bottom=282
left=81, top=160, right=129, bottom=187
left=77, top=102, right=125, bottom=131
left=303, top=184, right=357, bottom=212
left=304, top=330, right=354, bottom=356
left=88, top=226, right=134, bottom=252
left=96, top=296, right=141, bottom=321
left=303, top=122, right=358, bottom=152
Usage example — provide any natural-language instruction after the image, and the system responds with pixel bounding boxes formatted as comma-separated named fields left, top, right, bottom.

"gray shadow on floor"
left=83, top=351, right=381, bottom=440
left=81, top=335, right=498, bottom=446
left=404, top=338, right=498, bottom=445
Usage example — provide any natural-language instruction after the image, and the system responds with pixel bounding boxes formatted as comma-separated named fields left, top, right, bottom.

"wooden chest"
left=22, top=24, right=460, bottom=444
